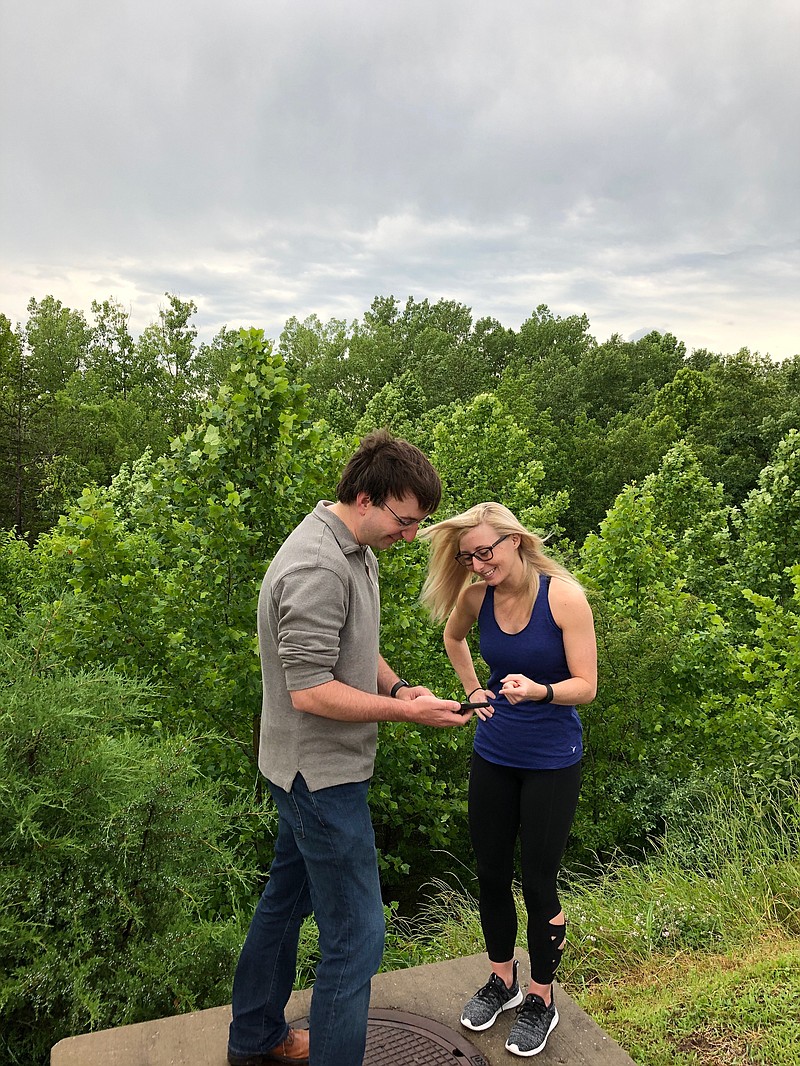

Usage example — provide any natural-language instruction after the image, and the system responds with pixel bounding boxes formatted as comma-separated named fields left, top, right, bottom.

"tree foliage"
left=0, top=644, right=248, bottom=1066
left=1, top=288, right=799, bottom=1050
left=32, top=331, right=329, bottom=779
left=0, top=293, right=245, bottom=539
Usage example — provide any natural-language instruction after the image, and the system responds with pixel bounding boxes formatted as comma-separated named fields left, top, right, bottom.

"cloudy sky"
left=1, top=0, right=798, bottom=357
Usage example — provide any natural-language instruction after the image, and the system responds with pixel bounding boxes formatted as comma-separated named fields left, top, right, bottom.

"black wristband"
left=466, top=686, right=483, bottom=700
left=531, top=682, right=554, bottom=704
left=390, top=679, right=410, bottom=698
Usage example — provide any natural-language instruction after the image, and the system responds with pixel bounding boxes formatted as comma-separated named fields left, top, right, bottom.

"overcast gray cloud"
left=1, top=0, right=798, bottom=356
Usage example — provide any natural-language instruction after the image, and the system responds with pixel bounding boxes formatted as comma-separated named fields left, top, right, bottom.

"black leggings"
left=468, top=751, right=581, bottom=984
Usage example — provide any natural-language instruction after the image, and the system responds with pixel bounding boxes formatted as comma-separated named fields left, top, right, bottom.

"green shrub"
left=0, top=648, right=250, bottom=1065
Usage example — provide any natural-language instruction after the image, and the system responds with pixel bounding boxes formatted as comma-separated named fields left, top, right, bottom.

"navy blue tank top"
left=474, top=575, right=582, bottom=769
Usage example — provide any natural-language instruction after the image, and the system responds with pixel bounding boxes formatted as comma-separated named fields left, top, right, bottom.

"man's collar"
left=312, top=501, right=365, bottom=555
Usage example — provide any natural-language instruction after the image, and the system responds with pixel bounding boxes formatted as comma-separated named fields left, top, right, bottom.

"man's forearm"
left=290, top=678, right=414, bottom=722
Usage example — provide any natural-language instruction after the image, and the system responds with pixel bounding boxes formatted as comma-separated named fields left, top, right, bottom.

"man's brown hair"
left=336, top=429, right=442, bottom=513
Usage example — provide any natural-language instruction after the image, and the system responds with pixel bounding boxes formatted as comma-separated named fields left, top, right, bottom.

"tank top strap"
left=535, top=573, right=552, bottom=620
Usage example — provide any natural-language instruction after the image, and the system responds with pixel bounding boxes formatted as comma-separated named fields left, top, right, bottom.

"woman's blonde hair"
left=419, top=502, right=580, bottom=622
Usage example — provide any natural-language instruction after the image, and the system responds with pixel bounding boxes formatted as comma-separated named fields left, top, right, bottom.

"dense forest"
left=2, top=292, right=799, bottom=1063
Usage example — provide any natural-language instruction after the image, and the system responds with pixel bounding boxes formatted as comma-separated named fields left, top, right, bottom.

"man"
left=227, top=430, right=466, bottom=1066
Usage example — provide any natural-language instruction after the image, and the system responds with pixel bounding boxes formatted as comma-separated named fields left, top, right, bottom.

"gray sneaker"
left=505, top=989, right=559, bottom=1056
left=460, top=960, right=523, bottom=1031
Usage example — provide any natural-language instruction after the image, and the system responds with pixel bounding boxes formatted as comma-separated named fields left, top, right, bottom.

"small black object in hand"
left=459, top=700, right=491, bottom=713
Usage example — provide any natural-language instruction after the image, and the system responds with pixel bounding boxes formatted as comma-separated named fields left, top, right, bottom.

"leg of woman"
left=518, top=760, right=581, bottom=1002
left=468, top=751, right=522, bottom=985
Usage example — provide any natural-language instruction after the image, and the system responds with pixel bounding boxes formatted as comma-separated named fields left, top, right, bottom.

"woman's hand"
left=499, top=673, right=545, bottom=704
left=466, top=687, right=496, bottom=721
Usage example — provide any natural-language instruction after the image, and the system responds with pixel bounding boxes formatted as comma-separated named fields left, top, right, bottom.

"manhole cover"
left=294, top=1009, right=489, bottom=1064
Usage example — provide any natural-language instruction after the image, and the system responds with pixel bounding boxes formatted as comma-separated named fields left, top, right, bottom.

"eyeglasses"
left=381, top=502, right=429, bottom=529
left=454, top=534, right=511, bottom=567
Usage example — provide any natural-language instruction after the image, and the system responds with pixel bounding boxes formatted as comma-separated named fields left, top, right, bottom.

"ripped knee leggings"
left=468, top=751, right=581, bottom=985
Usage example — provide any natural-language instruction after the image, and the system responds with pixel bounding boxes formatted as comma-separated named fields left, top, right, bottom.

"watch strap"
left=531, top=682, right=554, bottom=704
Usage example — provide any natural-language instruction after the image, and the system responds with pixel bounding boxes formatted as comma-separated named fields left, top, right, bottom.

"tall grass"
left=383, top=778, right=800, bottom=987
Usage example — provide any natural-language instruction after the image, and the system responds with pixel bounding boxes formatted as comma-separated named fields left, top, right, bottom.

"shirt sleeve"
left=271, top=565, right=349, bottom=691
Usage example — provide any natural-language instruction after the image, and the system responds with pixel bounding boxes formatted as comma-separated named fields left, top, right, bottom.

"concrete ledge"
left=52, top=951, right=637, bottom=1065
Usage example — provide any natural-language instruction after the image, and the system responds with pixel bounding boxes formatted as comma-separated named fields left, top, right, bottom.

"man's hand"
left=400, top=694, right=467, bottom=727
left=394, top=684, right=436, bottom=700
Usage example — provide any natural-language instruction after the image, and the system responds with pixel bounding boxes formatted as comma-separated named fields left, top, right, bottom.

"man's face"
left=357, top=492, right=428, bottom=551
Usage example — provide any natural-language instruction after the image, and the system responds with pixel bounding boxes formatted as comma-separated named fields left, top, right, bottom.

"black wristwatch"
left=390, top=679, right=410, bottom=698
left=531, top=682, right=554, bottom=704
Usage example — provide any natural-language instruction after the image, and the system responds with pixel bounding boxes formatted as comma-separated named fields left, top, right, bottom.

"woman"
left=420, top=503, right=596, bottom=1058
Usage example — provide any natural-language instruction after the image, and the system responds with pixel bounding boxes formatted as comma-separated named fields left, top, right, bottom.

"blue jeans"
left=228, top=775, right=386, bottom=1066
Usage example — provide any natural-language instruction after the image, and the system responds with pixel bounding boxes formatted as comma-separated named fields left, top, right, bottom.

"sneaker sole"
left=460, top=988, right=524, bottom=1031
left=505, top=1007, right=559, bottom=1056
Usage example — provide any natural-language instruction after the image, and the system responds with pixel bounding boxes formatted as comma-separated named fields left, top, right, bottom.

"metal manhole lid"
left=294, top=1009, right=489, bottom=1065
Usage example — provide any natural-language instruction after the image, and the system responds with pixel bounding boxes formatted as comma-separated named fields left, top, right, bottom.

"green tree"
left=512, top=304, right=594, bottom=369
left=649, top=350, right=788, bottom=505
left=354, top=371, right=427, bottom=442
left=1, top=296, right=177, bottom=538
left=638, top=442, right=735, bottom=606
left=25, top=329, right=485, bottom=889
left=572, top=331, right=686, bottom=427
left=372, top=541, right=474, bottom=888
left=0, top=647, right=247, bottom=1066
left=533, top=409, right=679, bottom=544
left=397, top=298, right=514, bottom=409
left=195, top=325, right=245, bottom=396
left=711, top=572, right=800, bottom=788
left=0, top=529, right=37, bottom=634
left=24, top=295, right=90, bottom=392
left=279, top=313, right=352, bottom=401
left=0, top=300, right=92, bottom=538
left=733, top=430, right=800, bottom=609
left=280, top=296, right=515, bottom=433
left=768, top=353, right=800, bottom=443
left=135, top=293, right=201, bottom=432
left=577, top=459, right=735, bottom=855
left=472, top=315, right=516, bottom=385
left=85, top=297, right=138, bottom=399
left=498, top=305, right=593, bottom=422
left=33, top=330, right=333, bottom=791
left=430, top=393, right=569, bottom=533
left=0, top=315, right=28, bottom=531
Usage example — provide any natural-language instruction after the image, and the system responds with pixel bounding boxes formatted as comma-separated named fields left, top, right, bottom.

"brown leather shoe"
left=227, top=1027, right=310, bottom=1065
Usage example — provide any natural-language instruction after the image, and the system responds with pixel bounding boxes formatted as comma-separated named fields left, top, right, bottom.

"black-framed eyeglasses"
left=454, top=534, right=511, bottom=567
left=381, top=502, right=429, bottom=529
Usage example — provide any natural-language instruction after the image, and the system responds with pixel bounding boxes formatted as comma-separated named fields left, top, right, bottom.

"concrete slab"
left=51, top=951, right=637, bottom=1065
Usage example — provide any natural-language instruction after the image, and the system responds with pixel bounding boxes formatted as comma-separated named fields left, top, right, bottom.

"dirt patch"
left=675, top=1027, right=761, bottom=1065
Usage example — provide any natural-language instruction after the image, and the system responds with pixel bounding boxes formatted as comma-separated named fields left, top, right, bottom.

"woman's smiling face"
left=457, top=523, right=520, bottom=584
